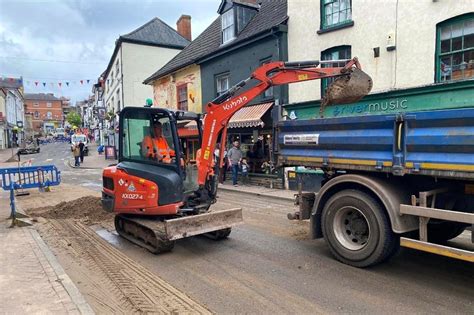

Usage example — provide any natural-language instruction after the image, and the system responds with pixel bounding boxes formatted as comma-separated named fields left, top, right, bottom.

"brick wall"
left=24, top=98, right=63, bottom=132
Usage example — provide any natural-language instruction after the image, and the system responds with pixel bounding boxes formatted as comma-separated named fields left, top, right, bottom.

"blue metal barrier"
left=0, top=165, right=61, bottom=222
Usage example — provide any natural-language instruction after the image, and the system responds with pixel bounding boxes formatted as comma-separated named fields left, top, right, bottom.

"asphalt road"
left=23, top=141, right=103, bottom=191
left=35, top=142, right=474, bottom=314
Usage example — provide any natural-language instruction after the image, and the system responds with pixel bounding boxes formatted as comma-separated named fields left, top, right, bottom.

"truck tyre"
left=428, top=221, right=466, bottom=243
left=321, top=189, right=399, bottom=267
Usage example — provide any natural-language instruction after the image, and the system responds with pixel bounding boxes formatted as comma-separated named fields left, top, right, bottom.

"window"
left=46, top=102, right=52, bottom=108
left=221, top=9, right=235, bottom=44
left=321, top=0, right=352, bottom=30
left=236, top=5, right=256, bottom=33
left=177, top=84, right=188, bottom=111
left=34, top=111, right=39, bottom=118
left=33, top=102, right=39, bottom=107
left=261, top=58, right=274, bottom=98
left=216, top=73, right=230, bottom=96
left=321, top=46, right=351, bottom=96
left=122, top=112, right=176, bottom=165
left=437, top=14, right=474, bottom=82
left=115, top=59, right=120, bottom=77
left=46, top=111, right=52, bottom=119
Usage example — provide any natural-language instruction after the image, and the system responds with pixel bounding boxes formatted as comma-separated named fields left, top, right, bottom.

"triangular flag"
left=9, top=78, right=14, bottom=83
left=58, top=82, right=62, bottom=87
left=35, top=82, right=39, bottom=86
left=50, top=82, right=54, bottom=87
left=42, top=82, right=46, bottom=87
left=66, top=82, right=69, bottom=86
left=86, top=79, right=90, bottom=84
left=80, top=80, right=83, bottom=85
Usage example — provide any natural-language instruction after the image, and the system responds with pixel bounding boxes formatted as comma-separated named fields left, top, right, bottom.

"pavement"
left=218, top=182, right=296, bottom=201
left=0, top=192, right=94, bottom=314
left=67, top=144, right=117, bottom=170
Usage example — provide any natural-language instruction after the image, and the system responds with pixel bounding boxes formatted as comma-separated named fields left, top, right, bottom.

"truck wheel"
left=322, top=189, right=399, bottom=267
left=428, top=221, right=466, bottom=243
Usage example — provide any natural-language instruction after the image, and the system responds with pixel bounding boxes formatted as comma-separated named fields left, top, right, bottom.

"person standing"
left=72, top=144, right=81, bottom=167
left=78, top=140, right=85, bottom=163
left=240, top=158, right=249, bottom=185
left=227, top=140, right=243, bottom=186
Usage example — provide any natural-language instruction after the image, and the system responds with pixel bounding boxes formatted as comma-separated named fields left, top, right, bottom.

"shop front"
left=225, top=102, right=274, bottom=174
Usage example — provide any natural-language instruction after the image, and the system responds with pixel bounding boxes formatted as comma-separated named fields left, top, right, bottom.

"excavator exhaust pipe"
left=320, top=68, right=373, bottom=116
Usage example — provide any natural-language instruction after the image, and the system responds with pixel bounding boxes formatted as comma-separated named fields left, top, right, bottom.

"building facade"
left=24, top=93, right=63, bottom=134
left=0, top=78, right=25, bottom=148
left=103, top=17, right=190, bottom=117
left=287, top=0, right=474, bottom=103
left=145, top=0, right=288, bottom=166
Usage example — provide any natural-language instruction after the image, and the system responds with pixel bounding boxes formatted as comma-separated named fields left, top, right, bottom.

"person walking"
left=227, top=140, right=243, bottom=186
left=72, top=144, right=81, bottom=167
left=78, top=140, right=85, bottom=163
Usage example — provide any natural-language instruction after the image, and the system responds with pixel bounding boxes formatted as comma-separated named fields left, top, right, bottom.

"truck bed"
left=277, top=108, right=474, bottom=180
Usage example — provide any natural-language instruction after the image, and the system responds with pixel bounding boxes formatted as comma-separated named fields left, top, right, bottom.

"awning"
left=228, top=102, right=273, bottom=129
left=178, top=120, right=199, bottom=138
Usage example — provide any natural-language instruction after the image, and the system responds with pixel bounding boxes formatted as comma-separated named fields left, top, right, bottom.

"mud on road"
left=26, top=198, right=211, bottom=314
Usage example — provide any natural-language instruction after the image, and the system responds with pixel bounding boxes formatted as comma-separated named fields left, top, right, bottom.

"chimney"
left=177, top=15, right=192, bottom=41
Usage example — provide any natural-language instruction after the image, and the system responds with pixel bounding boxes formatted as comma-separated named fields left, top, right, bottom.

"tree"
left=66, top=112, right=82, bottom=127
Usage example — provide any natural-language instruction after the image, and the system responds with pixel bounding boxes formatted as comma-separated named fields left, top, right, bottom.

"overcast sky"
left=0, top=0, right=220, bottom=103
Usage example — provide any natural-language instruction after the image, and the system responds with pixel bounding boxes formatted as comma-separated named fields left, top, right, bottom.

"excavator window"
left=121, top=112, right=177, bottom=165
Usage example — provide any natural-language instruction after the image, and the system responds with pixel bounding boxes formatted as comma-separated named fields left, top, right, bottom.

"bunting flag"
left=2, top=76, right=96, bottom=88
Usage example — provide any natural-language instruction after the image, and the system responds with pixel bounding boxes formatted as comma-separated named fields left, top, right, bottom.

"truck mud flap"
left=165, top=208, right=243, bottom=241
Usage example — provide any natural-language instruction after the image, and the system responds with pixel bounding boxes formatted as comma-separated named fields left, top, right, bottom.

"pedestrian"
left=240, top=157, right=249, bottom=185
left=36, top=137, right=40, bottom=146
left=72, top=144, right=81, bottom=167
left=227, top=140, right=243, bottom=186
left=78, top=140, right=85, bottom=163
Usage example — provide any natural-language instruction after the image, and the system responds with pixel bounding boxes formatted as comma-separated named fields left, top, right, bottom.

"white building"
left=0, top=77, right=25, bottom=148
left=102, top=17, right=190, bottom=117
left=287, top=0, right=474, bottom=103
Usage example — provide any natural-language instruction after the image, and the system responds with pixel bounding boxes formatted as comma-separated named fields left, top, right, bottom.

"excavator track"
left=114, top=208, right=243, bottom=254
left=114, top=215, right=175, bottom=254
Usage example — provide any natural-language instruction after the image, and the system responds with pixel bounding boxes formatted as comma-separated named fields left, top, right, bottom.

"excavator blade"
left=323, top=68, right=373, bottom=106
left=165, top=208, right=243, bottom=241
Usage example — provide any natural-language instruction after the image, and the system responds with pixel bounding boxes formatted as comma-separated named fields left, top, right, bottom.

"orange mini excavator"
left=101, top=58, right=372, bottom=253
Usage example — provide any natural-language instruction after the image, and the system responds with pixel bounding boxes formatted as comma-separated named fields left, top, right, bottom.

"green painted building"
left=283, top=79, right=474, bottom=120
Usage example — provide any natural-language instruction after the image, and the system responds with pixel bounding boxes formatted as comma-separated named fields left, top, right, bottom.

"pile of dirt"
left=27, top=196, right=114, bottom=225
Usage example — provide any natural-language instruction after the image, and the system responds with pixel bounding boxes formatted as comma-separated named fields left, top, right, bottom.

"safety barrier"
left=0, top=165, right=61, bottom=224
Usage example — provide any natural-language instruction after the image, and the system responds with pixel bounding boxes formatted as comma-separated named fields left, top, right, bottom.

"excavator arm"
left=197, top=57, right=372, bottom=187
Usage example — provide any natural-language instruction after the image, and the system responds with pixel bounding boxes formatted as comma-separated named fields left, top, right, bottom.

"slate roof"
left=120, top=17, right=190, bottom=48
left=144, top=0, right=288, bottom=84
left=24, top=93, right=60, bottom=101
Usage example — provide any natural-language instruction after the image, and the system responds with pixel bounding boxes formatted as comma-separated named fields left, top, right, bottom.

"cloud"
left=0, top=0, right=220, bottom=103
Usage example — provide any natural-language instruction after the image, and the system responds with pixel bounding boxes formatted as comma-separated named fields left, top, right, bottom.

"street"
left=21, top=141, right=104, bottom=191
left=22, top=143, right=474, bottom=314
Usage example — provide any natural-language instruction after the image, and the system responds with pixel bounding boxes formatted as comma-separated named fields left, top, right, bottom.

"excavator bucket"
left=321, top=68, right=373, bottom=114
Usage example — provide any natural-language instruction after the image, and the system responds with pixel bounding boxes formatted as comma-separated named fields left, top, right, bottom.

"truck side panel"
left=277, top=108, right=474, bottom=180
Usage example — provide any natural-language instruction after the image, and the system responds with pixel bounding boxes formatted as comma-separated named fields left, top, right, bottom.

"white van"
left=71, top=134, right=89, bottom=155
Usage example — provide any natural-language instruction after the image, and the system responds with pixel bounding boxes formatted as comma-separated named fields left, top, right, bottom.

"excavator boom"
left=197, top=57, right=372, bottom=187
